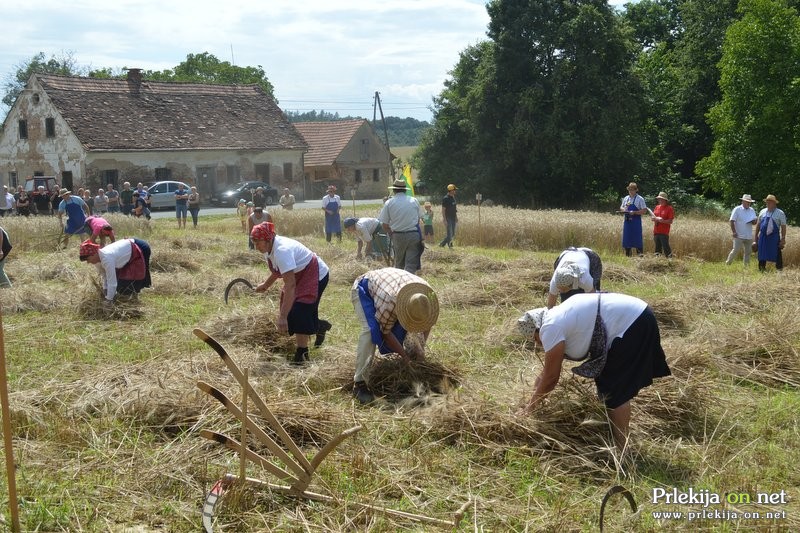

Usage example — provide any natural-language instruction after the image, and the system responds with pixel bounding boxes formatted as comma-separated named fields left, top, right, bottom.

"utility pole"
left=373, top=92, right=396, bottom=178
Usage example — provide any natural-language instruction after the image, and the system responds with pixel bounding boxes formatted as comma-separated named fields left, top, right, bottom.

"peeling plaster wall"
left=0, top=77, right=86, bottom=187
left=85, top=149, right=305, bottom=196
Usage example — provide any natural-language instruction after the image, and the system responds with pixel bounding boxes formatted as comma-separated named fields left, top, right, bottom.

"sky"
left=0, top=0, right=632, bottom=123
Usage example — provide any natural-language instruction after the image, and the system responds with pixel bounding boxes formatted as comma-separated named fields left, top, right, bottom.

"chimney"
left=127, top=68, right=142, bottom=84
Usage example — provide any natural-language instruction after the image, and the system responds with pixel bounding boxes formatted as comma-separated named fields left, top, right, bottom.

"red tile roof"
left=292, top=120, right=366, bottom=166
left=36, top=74, right=307, bottom=152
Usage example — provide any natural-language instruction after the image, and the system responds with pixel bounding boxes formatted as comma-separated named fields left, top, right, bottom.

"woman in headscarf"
left=547, top=247, right=602, bottom=308
left=250, top=222, right=332, bottom=364
left=517, top=293, right=671, bottom=450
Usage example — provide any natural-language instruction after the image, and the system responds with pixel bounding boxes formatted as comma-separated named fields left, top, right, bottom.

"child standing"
left=422, top=201, right=434, bottom=243
left=236, top=199, right=248, bottom=234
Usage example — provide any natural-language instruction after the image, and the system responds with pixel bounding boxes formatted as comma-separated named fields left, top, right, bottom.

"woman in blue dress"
left=619, top=182, right=648, bottom=257
left=321, top=185, right=342, bottom=242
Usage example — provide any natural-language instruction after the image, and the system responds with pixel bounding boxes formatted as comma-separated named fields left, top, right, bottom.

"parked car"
left=210, top=181, right=277, bottom=207
left=24, top=176, right=59, bottom=195
left=144, top=181, right=191, bottom=210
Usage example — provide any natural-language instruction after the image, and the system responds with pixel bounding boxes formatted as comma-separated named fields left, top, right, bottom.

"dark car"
left=210, top=181, right=277, bottom=207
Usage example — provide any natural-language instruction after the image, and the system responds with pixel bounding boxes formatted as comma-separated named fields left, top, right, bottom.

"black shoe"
left=314, top=320, right=332, bottom=347
left=353, top=381, right=374, bottom=405
left=292, top=347, right=309, bottom=365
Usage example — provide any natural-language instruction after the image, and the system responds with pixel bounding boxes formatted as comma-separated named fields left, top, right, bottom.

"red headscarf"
left=250, top=221, right=276, bottom=242
left=79, top=239, right=100, bottom=260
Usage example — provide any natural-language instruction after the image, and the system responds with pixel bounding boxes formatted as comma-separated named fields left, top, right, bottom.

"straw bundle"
left=366, top=354, right=461, bottom=401
left=76, top=279, right=144, bottom=320
left=149, top=249, right=202, bottom=272
left=203, top=307, right=296, bottom=355
left=225, top=251, right=264, bottom=267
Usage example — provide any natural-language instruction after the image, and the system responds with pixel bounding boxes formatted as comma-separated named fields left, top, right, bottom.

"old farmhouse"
left=0, top=70, right=308, bottom=198
left=293, top=119, right=394, bottom=199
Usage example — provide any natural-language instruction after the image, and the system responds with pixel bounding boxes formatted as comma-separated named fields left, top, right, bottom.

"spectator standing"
left=0, top=186, right=10, bottom=217
left=252, top=187, right=267, bottom=209
left=236, top=199, right=249, bottom=234
left=754, top=194, right=788, bottom=272
left=187, top=186, right=200, bottom=228
left=439, top=184, right=458, bottom=248
left=16, top=190, right=31, bottom=217
left=422, top=202, right=434, bottom=243
left=175, top=182, right=189, bottom=229
left=135, top=183, right=150, bottom=218
left=247, top=206, right=272, bottom=250
left=49, top=186, right=61, bottom=216
left=57, top=188, right=90, bottom=248
left=619, top=182, right=647, bottom=257
left=34, top=185, right=51, bottom=215
left=651, top=192, right=674, bottom=258
left=279, top=188, right=295, bottom=210
left=106, top=184, right=120, bottom=213
left=93, top=188, right=109, bottom=215
left=82, top=190, right=94, bottom=214
left=725, top=194, right=758, bottom=267
left=379, top=179, right=425, bottom=273
left=119, top=182, right=134, bottom=216
left=321, top=185, right=342, bottom=243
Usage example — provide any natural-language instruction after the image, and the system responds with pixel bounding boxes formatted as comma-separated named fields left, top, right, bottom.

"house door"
left=62, top=171, right=73, bottom=191
left=255, top=164, right=270, bottom=186
left=196, top=166, right=216, bottom=195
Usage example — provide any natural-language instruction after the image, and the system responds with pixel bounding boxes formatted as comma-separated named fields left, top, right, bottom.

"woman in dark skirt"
left=517, top=293, right=671, bottom=450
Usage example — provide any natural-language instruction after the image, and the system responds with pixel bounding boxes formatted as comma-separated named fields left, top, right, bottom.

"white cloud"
left=1, top=0, right=635, bottom=121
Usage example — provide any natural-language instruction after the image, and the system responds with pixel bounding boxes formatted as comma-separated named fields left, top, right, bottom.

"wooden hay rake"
left=193, top=328, right=470, bottom=531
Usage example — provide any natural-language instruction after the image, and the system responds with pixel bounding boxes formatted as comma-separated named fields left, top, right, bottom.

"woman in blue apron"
left=322, top=185, right=342, bottom=242
left=755, top=194, right=786, bottom=271
left=619, top=182, right=647, bottom=256
left=57, top=188, right=89, bottom=248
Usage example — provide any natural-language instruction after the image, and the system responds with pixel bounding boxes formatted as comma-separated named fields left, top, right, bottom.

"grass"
left=0, top=207, right=797, bottom=531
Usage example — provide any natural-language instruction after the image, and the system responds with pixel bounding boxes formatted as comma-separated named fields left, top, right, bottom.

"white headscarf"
left=518, top=308, right=547, bottom=338
left=554, top=262, right=584, bottom=290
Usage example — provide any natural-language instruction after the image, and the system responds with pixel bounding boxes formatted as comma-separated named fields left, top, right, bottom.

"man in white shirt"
left=726, top=194, right=758, bottom=266
left=378, top=179, right=424, bottom=273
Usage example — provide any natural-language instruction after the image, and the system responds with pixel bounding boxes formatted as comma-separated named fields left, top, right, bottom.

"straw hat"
left=388, top=178, right=407, bottom=190
left=763, top=194, right=779, bottom=204
left=740, top=194, right=755, bottom=203
left=656, top=191, right=670, bottom=202
left=395, top=283, right=438, bottom=332
left=59, top=188, right=71, bottom=197
left=447, top=184, right=458, bottom=191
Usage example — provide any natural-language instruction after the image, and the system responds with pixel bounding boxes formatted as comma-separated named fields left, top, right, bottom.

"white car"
left=144, top=181, right=191, bottom=209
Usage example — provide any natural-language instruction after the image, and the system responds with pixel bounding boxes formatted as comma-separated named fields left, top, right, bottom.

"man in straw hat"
left=754, top=194, right=788, bottom=271
left=379, top=178, right=425, bottom=273
left=79, top=237, right=152, bottom=303
left=619, top=182, right=648, bottom=257
left=517, top=293, right=670, bottom=450
left=250, top=221, right=332, bottom=364
left=651, top=191, right=674, bottom=258
left=57, top=188, right=90, bottom=248
left=726, top=194, right=758, bottom=266
left=351, top=267, right=439, bottom=404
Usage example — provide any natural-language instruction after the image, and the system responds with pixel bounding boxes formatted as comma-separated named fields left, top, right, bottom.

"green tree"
left=418, top=0, right=645, bottom=208
left=698, top=0, right=800, bottom=223
left=2, top=51, right=83, bottom=108
left=143, top=52, right=274, bottom=96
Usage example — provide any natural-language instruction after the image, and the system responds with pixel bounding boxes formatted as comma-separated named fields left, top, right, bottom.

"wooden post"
left=0, top=308, right=21, bottom=531
left=240, top=368, right=249, bottom=483
left=476, top=193, right=483, bottom=248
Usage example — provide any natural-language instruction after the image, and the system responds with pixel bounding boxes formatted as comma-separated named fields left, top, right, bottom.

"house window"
left=355, top=169, right=362, bottom=184
left=155, top=168, right=172, bottom=180
left=255, top=164, right=270, bottom=184
left=45, top=118, right=55, bottom=138
left=372, top=168, right=380, bottom=182
left=283, top=163, right=293, bottom=181
left=8, top=172, right=17, bottom=189
left=360, top=139, right=369, bottom=161
left=18, top=120, right=27, bottom=139
left=226, top=165, right=240, bottom=184
left=103, top=170, right=119, bottom=188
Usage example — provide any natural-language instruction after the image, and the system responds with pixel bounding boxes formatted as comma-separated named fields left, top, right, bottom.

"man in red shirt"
left=651, top=191, right=674, bottom=258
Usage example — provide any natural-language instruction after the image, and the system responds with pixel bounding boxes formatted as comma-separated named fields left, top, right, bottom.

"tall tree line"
left=415, top=0, right=800, bottom=222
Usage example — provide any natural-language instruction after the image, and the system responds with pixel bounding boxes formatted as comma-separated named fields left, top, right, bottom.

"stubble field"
left=0, top=204, right=798, bottom=531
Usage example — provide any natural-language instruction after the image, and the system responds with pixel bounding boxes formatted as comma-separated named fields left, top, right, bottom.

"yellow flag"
left=402, top=164, right=415, bottom=197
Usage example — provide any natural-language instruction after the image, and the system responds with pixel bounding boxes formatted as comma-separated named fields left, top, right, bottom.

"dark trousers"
left=759, top=248, right=783, bottom=271
left=654, top=234, right=671, bottom=257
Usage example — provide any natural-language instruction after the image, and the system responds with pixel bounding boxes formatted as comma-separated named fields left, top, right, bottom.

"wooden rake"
left=194, top=328, right=470, bottom=531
